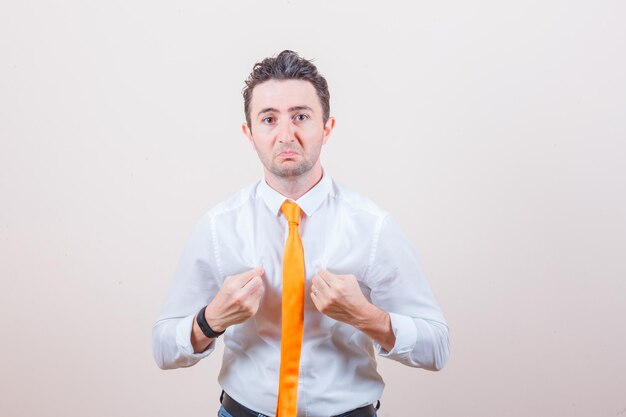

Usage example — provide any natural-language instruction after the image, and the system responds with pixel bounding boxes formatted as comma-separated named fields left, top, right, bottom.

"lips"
left=277, top=149, right=300, bottom=158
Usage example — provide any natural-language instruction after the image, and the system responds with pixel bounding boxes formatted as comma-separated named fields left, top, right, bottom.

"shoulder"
left=329, top=179, right=389, bottom=220
left=200, top=181, right=261, bottom=222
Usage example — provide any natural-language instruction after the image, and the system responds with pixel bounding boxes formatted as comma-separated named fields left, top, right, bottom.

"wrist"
left=196, top=306, right=226, bottom=338
left=352, top=302, right=386, bottom=332
left=203, top=304, right=227, bottom=333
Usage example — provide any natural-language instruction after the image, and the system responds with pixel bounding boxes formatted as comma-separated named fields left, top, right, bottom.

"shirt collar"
left=257, top=170, right=333, bottom=218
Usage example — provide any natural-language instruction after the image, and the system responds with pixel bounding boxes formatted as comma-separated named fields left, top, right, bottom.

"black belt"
left=221, top=391, right=379, bottom=417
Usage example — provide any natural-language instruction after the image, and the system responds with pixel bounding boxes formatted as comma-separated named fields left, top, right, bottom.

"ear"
left=242, top=122, right=256, bottom=149
left=322, top=116, right=335, bottom=145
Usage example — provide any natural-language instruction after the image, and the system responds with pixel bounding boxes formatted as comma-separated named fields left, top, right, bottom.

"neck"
left=265, top=165, right=323, bottom=200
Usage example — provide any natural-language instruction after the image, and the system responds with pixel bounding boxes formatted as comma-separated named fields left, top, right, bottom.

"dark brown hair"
left=243, top=50, right=330, bottom=127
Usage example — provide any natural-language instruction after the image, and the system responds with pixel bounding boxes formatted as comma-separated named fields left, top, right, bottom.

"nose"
left=277, top=119, right=296, bottom=143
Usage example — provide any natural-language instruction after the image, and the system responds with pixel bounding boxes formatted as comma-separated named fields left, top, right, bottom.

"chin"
left=272, top=164, right=311, bottom=178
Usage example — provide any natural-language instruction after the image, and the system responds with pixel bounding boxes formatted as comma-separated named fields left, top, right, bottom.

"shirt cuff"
left=375, top=312, right=417, bottom=357
left=176, top=313, right=216, bottom=358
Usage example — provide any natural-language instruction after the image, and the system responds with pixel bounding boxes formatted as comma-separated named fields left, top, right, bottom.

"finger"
left=241, top=267, right=265, bottom=286
left=311, top=287, right=325, bottom=302
left=242, top=275, right=264, bottom=294
left=311, top=275, right=320, bottom=289
left=247, top=280, right=265, bottom=300
left=317, top=268, right=334, bottom=284
left=236, top=278, right=264, bottom=306
left=315, top=269, right=333, bottom=288
left=310, top=284, right=320, bottom=298
left=311, top=276, right=327, bottom=296
left=310, top=290, right=322, bottom=311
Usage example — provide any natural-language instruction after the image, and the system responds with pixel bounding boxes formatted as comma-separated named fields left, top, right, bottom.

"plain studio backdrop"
left=1, top=1, right=625, bottom=416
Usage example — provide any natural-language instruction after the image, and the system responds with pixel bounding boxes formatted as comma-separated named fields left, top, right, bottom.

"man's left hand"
left=310, top=269, right=369, bottom=326
left=311, top=268, right=396, bottom=351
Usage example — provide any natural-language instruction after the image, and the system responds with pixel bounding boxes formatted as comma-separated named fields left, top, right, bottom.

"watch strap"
left=196, top=305, right=225, bottom=338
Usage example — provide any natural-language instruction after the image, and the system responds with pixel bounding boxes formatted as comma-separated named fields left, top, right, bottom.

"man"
left=152, top=50, right=449, bottom=417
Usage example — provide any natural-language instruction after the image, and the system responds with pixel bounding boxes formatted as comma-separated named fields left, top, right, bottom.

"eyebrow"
left=257, top=106, right=314, bottom=117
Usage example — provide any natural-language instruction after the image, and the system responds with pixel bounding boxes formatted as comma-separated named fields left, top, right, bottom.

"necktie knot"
left=281, top=200, right=301, bottom=226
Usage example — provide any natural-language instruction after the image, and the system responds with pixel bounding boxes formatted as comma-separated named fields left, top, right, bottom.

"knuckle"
left=244, top=302, right=257, bottom=315
left=232, top=294, right=243, bottom=307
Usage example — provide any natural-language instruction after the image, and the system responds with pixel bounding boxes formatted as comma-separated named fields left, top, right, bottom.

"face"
left=242, top=79, right=334, bottom=179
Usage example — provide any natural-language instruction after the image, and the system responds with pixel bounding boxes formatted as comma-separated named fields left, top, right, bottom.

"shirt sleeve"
left=152, top=213, right=222, bottom=370
left=364, top=214, right=450, bottom=371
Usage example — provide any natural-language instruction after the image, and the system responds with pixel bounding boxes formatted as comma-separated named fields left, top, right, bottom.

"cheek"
left=251, top=124, right=275, bottom=140
left=251, top=132, right=274, bottom=148
left=255, top=140, right=276, bottom=159
left=301, top=128, right=324, bottom=144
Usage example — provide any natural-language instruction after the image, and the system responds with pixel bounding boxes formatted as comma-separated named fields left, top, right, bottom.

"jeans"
left=218, top=406, right=267, bottom=417
left=217, top=405, right=377, bottom=417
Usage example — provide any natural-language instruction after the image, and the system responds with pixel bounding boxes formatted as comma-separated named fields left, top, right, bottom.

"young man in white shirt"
left=153, top=50, right=449, bottom=417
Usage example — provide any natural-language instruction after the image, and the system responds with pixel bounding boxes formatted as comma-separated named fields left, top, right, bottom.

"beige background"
left=2, top=1, right=625, bottom=416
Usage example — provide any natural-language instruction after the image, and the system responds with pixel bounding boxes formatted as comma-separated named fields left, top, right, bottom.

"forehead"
left=250, top=79, right=320, bottom=112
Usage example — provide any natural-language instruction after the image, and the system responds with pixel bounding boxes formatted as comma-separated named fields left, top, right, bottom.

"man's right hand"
left=204, top=267, right=266, bottom=332
left=192, top=267, right=265, bottom=353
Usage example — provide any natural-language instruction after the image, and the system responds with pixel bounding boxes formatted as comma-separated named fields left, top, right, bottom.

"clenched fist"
left=311, top=268, right=396, bottom=351
left=310, top=269, right=369, bottom=325
left=192, top=267, right=265, bottom=352
left=205, top=267, right=266, bottom=332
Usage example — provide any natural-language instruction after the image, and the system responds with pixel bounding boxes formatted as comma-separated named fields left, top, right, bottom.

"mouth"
left=277, top=150, right=300, bottom=158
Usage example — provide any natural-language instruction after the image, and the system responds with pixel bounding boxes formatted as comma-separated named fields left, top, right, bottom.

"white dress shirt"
left=152, top=172, right=449, bottom=417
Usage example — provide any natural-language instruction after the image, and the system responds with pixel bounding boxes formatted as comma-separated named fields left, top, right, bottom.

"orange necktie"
left=276, top=200, right=305, bottom=417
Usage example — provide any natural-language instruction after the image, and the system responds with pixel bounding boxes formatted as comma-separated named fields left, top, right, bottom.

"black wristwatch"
left=196, top=306, right=225, bottom=338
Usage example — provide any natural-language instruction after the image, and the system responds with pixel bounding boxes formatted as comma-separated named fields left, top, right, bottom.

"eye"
left=294, top=114, right=309, bottom=122
left=262, top=116, right=275, bottom=124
